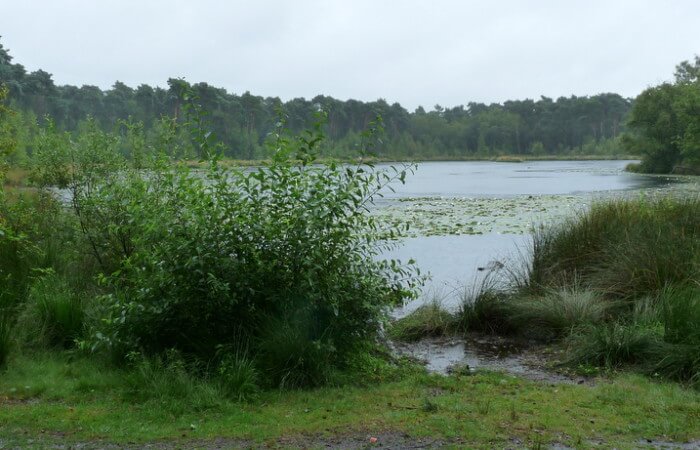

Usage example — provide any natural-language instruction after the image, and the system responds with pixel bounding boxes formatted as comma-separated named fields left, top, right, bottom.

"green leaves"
left=625, top=58, right=700, bottom=173
left=72, top=113, right=422, bottom=386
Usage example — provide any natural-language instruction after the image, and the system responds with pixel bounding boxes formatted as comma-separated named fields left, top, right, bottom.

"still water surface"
left=381, top=160, right=673, bottom=316
left=382, top=160, right=660, bottom=198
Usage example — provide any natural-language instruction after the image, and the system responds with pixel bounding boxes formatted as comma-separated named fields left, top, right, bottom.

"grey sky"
left=1, top=0, right=699, bottom=110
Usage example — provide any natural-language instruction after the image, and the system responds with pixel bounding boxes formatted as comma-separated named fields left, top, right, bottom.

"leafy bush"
left=1, top=190, right=85, bottom=311
left=38, top=105, right=421, bottom=387
left=0, top=197, right=40, bottom=310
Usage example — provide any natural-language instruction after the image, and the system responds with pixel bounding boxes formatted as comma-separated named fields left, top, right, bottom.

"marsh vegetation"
left=1, top=47, right=700, bottom=447
left=392, top=197, right=700, bottom=388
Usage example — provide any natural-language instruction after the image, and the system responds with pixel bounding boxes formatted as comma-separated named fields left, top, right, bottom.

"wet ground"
left=391, top=334, right=586, bottom=384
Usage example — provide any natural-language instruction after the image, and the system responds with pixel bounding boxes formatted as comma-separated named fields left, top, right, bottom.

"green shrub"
left=56, top=107, right=420, bottom=386
left=0, top=193, right=84, bottom=312
left=0, top=197, right=40, bottom=310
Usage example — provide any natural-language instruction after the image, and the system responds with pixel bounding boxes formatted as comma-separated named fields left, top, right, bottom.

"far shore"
left=185, top=154, right=641, bottom=167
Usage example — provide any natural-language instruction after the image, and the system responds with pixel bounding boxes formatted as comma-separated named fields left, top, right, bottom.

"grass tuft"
left=458, top=286, right=517, bottom=334
left=388, top=298, right=457, bottom=342
left=0, top=313, right=12, bottom=368
left=464, top=197, right=700, bottom=386
left=566, top=322, right=664, bottom=369
left=256, top=316, right=334, bottom=389
left=528, top=197, right=700, bottom=298
left=17, top=274, right=85, bottom=349
left=217, top=345, right=260, bottom=401
left=124, top=351, right=223, bottom=414
left=508, top=286, right=611, bottom=340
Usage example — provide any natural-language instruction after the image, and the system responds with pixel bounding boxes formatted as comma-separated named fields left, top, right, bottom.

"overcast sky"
left=1, top=1, right=699, bottom=110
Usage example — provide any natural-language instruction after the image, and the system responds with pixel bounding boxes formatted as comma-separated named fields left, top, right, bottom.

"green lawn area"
left=0, top=354, right=698, bottom=448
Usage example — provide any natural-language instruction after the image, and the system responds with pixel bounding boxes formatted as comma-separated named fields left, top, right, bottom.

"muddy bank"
left=392, top=334, right=588, bottom=384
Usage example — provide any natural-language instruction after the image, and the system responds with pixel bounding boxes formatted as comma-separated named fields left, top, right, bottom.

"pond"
left=377, top=160, right=682, bottom=316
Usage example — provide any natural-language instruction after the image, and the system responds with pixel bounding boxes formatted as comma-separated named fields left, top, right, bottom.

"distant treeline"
left=0, top=38, right=631, bottom=161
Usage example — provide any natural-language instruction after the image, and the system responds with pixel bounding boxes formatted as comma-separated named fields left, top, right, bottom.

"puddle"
left=392, top=335, right=584, bottom=384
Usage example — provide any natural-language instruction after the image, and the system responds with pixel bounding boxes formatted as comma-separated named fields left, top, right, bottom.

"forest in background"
left=0, top=38, right=631, bottom=162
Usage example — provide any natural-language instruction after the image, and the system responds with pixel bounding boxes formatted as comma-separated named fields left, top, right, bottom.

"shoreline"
left=184, top=154, right=642, bottom=167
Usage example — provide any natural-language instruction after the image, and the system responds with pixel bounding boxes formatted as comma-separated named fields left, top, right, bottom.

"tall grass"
left=217, top=350, right=259, bottom=400
left=566, top=322, right=664, bottom=369
left=17, top=274, right=85, bottom=349
left=457, top=197, right=700, bottom=386
left=0, top=313, right=12, bottom=367
left=654, top=285, right=700, bottom=385
left=509, top=286, right=611, bottom=340
left=528, top=197, right=700, bottom=298
left=123, top=351, right=224, bottom=413
left=388, top=297, right=458, bottom=342
left=458, top=287, right=516, bottom=334
left=256, top=315, right=334, bottom=389
left=661, top=285, right=700, bottom=345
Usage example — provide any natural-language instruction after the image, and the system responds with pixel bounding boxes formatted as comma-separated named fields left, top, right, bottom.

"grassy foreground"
left=0, top=354, right=698, bottom=449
